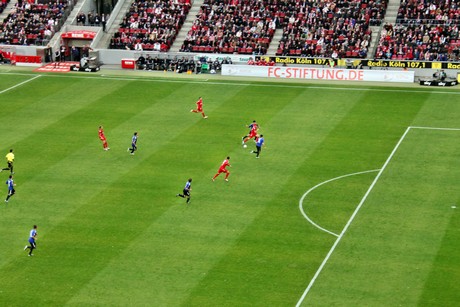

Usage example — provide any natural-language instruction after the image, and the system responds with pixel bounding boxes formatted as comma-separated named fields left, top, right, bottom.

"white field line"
left=0, top=75, right=41, bottom=95
left=410, top=126, right=460, bottom=131
left=299, top=169, right=380, bottom=238
left=1, top=72, right=460, bottom=95
left=295, top=126, right=412, bottom=307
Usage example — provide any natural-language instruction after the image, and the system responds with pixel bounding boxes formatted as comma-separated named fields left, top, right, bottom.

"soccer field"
left=0, top=70, right=459, bottom=306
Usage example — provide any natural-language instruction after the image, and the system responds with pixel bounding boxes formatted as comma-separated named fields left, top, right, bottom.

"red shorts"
left=248, top=131, right=257, bottom=139
left=197, top=107, right=203, bottom=112
left=218, top=167, right=229, bottom=174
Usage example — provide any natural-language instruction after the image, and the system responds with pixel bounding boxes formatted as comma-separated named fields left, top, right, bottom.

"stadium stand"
left=0, top=0, right=10, bottom=14
left=374, top=0, right=460, bottom=60
left=0, top=0, right=458, bottom=64
left=109, top=0, right=191, bottom=51
left=0, top=0, right=70, bottom=46
left=274, top=0, right=389, bottom=58
left=179, top=0, right=279, bottom=55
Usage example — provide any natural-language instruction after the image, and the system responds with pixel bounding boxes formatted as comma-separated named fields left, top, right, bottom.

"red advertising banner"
left=61, top=31, right=96, bottom=39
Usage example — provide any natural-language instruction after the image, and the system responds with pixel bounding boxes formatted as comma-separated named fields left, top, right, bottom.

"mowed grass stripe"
left=261, top=90, right=423, bottom=306
left=0, top=74, right=37, bottom=92
left=419, top=200, right=460, bottom=305
left=64, top=84, right=314, bottom=305
left=181, top=89, right=368, bottom=306
left=411, top=91, right=460, bottom=129
left=0, top=75, right=41, bottom=95
left=303, top=128, right=460, bottom=306
left=1, top=72, right=458, bottom=306
left=0, top=77, right=130, bottom=266
left=303, top=90, right=425, bottom=235
left=0, top=77, right=127, bottom=150
left=294, top=91, right=426, bottom=306
left=0, top=81, right=248, bottom=305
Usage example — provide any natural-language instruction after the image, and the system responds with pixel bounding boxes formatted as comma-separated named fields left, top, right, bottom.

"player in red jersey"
left=98, top=126, right=110, bottom=151
left=212, top=156, right=231, bottom=182
left=190, top=97, right=208, bottom=119
left=242, top=120, right=259, bottom=145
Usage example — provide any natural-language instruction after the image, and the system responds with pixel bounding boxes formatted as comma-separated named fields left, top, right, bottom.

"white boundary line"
left=296, top=125, right=460, bottom=306
left=299, top=169, right=380, bottom=238
left=295, top=126, right=412, bottom=307
left=410, top=126, right=460, bottom=131
left=1, top=72, right=460, bottom=94
left=0, top=75, right=41, bottom=95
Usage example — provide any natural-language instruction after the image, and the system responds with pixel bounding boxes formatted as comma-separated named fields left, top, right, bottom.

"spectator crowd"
left=0, top=0, right=458, bottom=62
left=179, top=0, right=279, bottom=55
left=375, top=0, right=460, bottom=61
left=109, top=0, right=191, bottom=51
left=0, top=0, right=69, bottom=46
left=275, top=0, right=388, bottom=58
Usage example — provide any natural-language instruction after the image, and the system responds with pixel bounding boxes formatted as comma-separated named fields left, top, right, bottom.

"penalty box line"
left=295, top=125, right=460, bottom=307
left=295, top=126, right=411, bottom=306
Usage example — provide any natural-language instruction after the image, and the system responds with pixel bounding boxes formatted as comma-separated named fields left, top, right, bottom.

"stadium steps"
left=266, top=29, right=282, bottom=56
left=383, top=0, right=401, bottom=24
left=367, top=0, right=400, bottom=58
left=368, top=26, right=381, bottom=58
left=169, top=0, right=205, bottom=53
left=94, top=0, right=136, bottom=49
left=45, top=0, right=88, bottom=51
left=0, top=0, right=18, bottom=21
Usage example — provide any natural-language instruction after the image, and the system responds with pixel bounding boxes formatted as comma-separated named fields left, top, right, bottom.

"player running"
left=98, top=126, right=110, bottom=151
left=212, top=156, right=231, bottom=182
left=176, top=178, right=192, bottom=204
left=24, top=225, right=37, bottom=256
left=1, top=149, right=14, bottom=174
left=190, top=97, right=208, bottom=119
left=128, top=132, right=138, bottom=155
left=242, top=120, right=259, bottom=146
left=251, top=134, right=265, bottom=158
left=5, top=175, right=15, bottom=203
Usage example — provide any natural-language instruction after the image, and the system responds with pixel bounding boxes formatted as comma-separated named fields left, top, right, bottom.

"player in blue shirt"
left=128, top=132, right=138, bottom=155
left=5, top=175, right=15, bottom=202
left=251, top=134, right=265, bottom=158
left=24, top=225, right=37, bottom=256
left=176, top=178, right=192, bottom=204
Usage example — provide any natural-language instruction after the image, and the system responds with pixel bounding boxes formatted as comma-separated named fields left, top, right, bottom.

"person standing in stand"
left=102, top=14, right=108, bottom=32
left=98, top=126, right=110, bottom=151
left=190, top=97, right=208, bottom=119
left=54, top=48, right=60, bottom=66
left=60, top=45, right=66, bottom=62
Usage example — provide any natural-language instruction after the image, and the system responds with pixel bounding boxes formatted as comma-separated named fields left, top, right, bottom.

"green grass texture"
left=0, top=71, right=459, bottom=306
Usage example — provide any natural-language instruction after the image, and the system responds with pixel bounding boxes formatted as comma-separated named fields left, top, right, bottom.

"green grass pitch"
left=0, top=70, right=459, bottom=306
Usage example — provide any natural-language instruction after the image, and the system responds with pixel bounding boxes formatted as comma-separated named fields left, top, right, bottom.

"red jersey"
left=219, top=159, right=230, bottom=170
left=250, top=123, right=258, bottom=133
left=196, top=98, right=203, bottom=110
left=98, top=128, right=106, bottom=140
